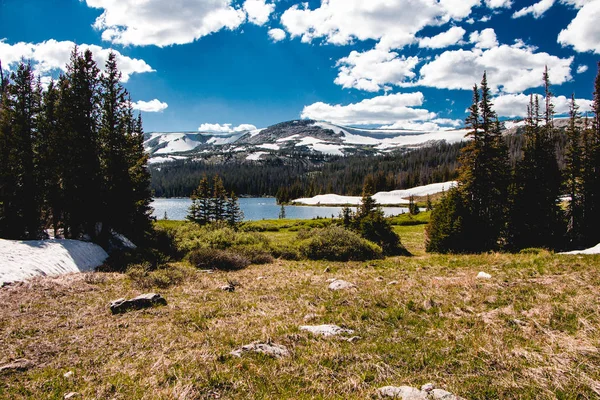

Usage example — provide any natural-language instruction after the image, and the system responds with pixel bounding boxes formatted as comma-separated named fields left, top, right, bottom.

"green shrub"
left=233, top=245, right=274, bottom=264
left=172, top=222, right=271, bottom=253
left=299, top=225, right=382, bottom=261
left=188, top=248, right=250, bottom=271
left=240, top=222, right=280, bottom=232
left=127, top=263, right=187, bottom=289
left=271, top=244, right=301, bottom=260
left=358, top=212, right=410, bottom=256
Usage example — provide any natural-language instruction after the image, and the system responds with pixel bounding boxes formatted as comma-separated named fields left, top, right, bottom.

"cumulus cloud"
left=415, top=37, right=573, bottom=93
left=132, top=99, right=168, bottom=113
left=558, top=1, right=600, bottom=54
left=0, top=39, right=154, bottom=82
left=268, top=28, right=287, bottom=42
left=280, top=0, right=479, bottom=49
left=418, top=27, right=466, bottom=49
left=334, top=49, right=419, bottom=92
left=244, top=0, right=275, bottom=26
left=85, top=0, right=247, bottom=47
left=560, top=0, right=594, bottom=8
left=198, top=123, right=257, bottom=133
left=494, top=93, right=592, bottom=118
left=485, top=0, right=513, bottom=8
left=469, top=28, right=499, bottom=49
left=577, top=65, right=589, bottom=74
left=380, top=119, right=462, bottom=131
left=301, top=92, right=439, bottom=126
left=512, top=0, right=555, bottom=19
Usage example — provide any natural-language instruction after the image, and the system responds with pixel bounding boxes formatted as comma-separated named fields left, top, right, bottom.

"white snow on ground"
left=0, top=239, right=108, bottom=285
left=276, top=134, right=300, bottom=142
left=259, top=143, right=281, bottom=151
left=375, top=129, right=469, bottom=150
left=207, top=132, right=246, bottom=146
left=248, top=128, right=265, bottom=137
left=153, top=133, right=203, bottom=155
left=293, top=181, right=456, bottom=205
left=560, top=243, right=600, bottom=255
left=294, top=136, right=345, bottom=155
left=246, top=151, right=269, bottom=161
left=147, top=155, right=187, bottom=165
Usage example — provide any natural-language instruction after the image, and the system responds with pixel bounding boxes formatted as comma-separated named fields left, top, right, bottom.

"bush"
left=271, top=243, right=301, bottom=260
left=188, top=248, right=250, bottom=271
left=172, top=222, right=271, bottom=254
left=299, top=225, right=382, bottom=261
left=358, top=212, right=410, bottom=256
left=425, top=188, right=467, bottom=253
left=233, top=245, right=275, bottom=264
left=127, top=263, right=187, bottom=289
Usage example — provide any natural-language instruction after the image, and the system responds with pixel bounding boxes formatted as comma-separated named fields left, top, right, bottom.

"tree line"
left=427, top=66, right=600, bottom=253
left=0, top=48, right=152, bottom=244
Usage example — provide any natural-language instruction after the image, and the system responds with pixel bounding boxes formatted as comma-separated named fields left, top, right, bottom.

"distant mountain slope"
left=144, top=119, right=470, bottom=164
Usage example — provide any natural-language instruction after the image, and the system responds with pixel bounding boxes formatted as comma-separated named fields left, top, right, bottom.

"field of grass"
left=1, top=221, right=600, bottom=399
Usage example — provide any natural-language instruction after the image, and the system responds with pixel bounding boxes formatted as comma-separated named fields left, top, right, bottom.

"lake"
left=151, top=198, right=411, bottom=221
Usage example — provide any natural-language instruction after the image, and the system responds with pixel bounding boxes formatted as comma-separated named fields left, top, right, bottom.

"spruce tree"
left=211, top=174, right=227, bottom=222
left=187, top=190, right=201, bottom=223
left=225, top=191, right=244, bottom=227
left=196, top=175, right=211, bottom=225
left=565, top=94, right=584, bottom=246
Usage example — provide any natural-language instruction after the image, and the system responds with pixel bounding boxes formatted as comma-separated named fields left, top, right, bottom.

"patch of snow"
left=154, top=133, right=202, bottom=155
left=0, top=239, right=109, bottom=285
left=311, top=142, right=344, bottom=156
left=248, top=128, right=265, bottom=137
left=293, top=181, right=456, bottom=205
left=259, top=143, right=281, bottom=151
left=276, top=134, right=300, bottom=142
left=148, top=155, right=187, bottom=165
left=560, top=243, right=600, bottom=255
left=246, top=151, right=269, bottom=161
left=207, top=132, right=246, bottom=146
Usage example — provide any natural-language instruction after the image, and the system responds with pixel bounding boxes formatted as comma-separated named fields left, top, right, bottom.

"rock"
left=299, top=324, right=354, bottom=337
left=476, top=271, right=492, bottom=279
left=220, top=283, right=235, bottom=292
left=230, top=341, right=289, bottom=358
left=108, top=230, right=137, bottom=252
left=328, top=279, right=356, bottom=291
left=64, top=393, right=80, bottom=399
left=109, top=293, right=167, bottom=314
left=431, top=389, right=465, bottom=399
left=388, top=280, right=399, bottom=285
left=63, top=371, right=74, bottom=378
left=325, top=278, right=338, bottom=283
left=0, top=359, right=34, bottom=373
left=375, top=276, right=384, bottom=282
left=377, top=386, right=427, bottom=399
left=421, top=383, right=435, bottom=392
left=345, top=336, right=362, bottom=343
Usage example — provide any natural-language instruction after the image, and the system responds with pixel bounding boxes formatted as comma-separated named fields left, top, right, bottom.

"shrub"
left=358, top=212, right=410, bottom=256
left=299, top=225, right=382, bottom=261
left=188, top=248, right=250, bottom=271
left=127, top=263, right=187, bottom=289
left=233, top=245, right=274, bottom=264
left=271, top=243, right=301, bottom=260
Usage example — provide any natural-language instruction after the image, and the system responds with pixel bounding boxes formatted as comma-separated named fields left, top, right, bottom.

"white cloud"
left=494, top=93, right=592, bottom=118
left=334, top=49, right=419, bottom=92
left=416, top=38, right=573, bottom=93
left=132, top=99, right=168, bottom=113
left=560, top=0, right=594, bottom=8
left=512, top=0, right=555, bottom=19
left=577, top=64, right=589, bottom=74
left=243, top=0, right=275, bottom=26
left=380, top=118, right=462, bottom=131
left=480, top=15, right=492, bottom=22
left=301, top=92, right=438, bottom=126
left=0, top=39, right=154, bottom=82
left=485, top=0, right=513, bottom=8
left=558, top=1, right=600, bottom=54
left=198, top=123, right=257, bottom=133
left=85, top=0, right=247, bottom=47
left=469, top=28, right=498, bottom=49
left=268, top=28, right=287, bottom=42
left=418, top=27, right=466, bottom=49
left=280, top=0, right=479, bottom=49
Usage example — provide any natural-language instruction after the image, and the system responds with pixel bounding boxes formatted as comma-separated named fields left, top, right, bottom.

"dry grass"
left=1, top=228, right=600, bottom=399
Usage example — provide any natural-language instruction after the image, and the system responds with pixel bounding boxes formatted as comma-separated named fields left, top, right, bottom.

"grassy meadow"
left=1, top=215, right=600, bottom=399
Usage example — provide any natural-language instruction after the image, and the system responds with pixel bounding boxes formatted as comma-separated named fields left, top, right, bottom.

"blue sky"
left=1, top=0, right=599, bottom=132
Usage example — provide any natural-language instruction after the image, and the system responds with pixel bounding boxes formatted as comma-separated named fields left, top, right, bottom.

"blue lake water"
left=151, top=198, right=410, bottom=221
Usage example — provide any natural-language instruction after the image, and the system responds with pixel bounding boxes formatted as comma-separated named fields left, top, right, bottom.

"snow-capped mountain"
left=144, top=119, right=471, bottom=165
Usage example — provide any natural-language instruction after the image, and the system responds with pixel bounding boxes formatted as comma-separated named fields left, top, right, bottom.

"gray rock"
left=299, top=324, right=354, bottom=337
left=0, top=359, right=34, bottom=373
left=230, top=341, right=289, bottom=358
left=328, top=279, right=356, bottom=291
left=64, top=393, right=80, bottom=399
left=110, top=293, right=167, bottom=314
left=431, top=389, right=466, bottom=399
left=421, top=383, right=435, bottom=392
left=377, top=386, right=427, bottom=399
left=220, top=283, right=235, bottom=292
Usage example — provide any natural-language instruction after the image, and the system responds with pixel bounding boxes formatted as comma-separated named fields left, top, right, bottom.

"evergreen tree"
left=278, top=204, right=286, bottom=219
left=408, top=195, right=420, bottom=215
left=211, top=174, right=227, bottom=221
left=426, top=194, right=433, bottom=211
left=187, top=190, right=201, bottom=223
left=425, top=188, right=465, bottom=253
left=225, top=191, right=244, bottom=227
left=357, top=176, right=377, bottom=219
left=565, top=94, right=584, bottom=246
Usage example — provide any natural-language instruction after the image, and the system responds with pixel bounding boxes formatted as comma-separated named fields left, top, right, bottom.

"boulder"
left=328, top=279, right=356, bottom=291
left=377, top=386, right=427, bottom=399
left=230, top=341, right=289, bottom=358
left=110, top=293, right=167, bottom=314
left=299, top=324, right=354, bottom=337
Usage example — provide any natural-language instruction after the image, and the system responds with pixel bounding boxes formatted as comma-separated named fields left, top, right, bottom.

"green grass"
left=1, top=223, right=600, bottom=399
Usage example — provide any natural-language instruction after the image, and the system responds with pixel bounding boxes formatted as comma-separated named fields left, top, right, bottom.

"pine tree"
left=211, top=174, right=227, bottom=222
left=187, top=190, right=201, bottom=223
left=357, top=176, right=377, bottom=219
left=225, top=191, right=244, bottom=227
left=565, top=94, right=584, bottom=246
left=278, top=204, right=286, bottom=219
left=408, top=195, right=419, bottom=215
left=426, top=194, right=433, bottom=211
left=196, top=175, right=211, bottom=225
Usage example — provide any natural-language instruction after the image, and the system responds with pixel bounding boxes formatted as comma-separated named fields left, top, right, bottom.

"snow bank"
left=560, top=243, right=600, bottom=255
left=0, top=239, right=109, bottom=285
left=293, top=181, right=456, bottom=205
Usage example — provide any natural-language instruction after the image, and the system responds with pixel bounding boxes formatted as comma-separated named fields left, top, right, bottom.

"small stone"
left=256, top=276, right=265, bottom=280
left=64, top=392, right=80, bottom=399
left=230, top=342, right=289, bottom=358
left=328, top=279, right=356, bottom=291
left=63, top=371, right=74, bottom=378
left=109, top=293, right=167, bottom=314
left=476, top=271, right=492, bottom=279
left=345, top=336, right=362, bottom=343
left=431, top=389, right=466, bottom=399
left=0, top=359, right=34, bottom=373
left=387, top=280, right=398, bottom=285
left=325, top=278, right=338, bottom=283
left=323, top=267, right=330, bottom=273
left=421, top=383, right=435, bottom=392
left=375, top=276, right=384, bottom=282
left=220, top=283, right=235, bottom=292
left=377, top=386, right=427, bottom=399
left=299, top=324, right=354, bottom=337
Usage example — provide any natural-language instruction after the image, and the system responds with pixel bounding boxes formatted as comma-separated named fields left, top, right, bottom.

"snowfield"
left=0, top=239, right=108, bottom=285
left=293, top=181, right=456, bottom=205
left=560, top=243, right=600, bottom=255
